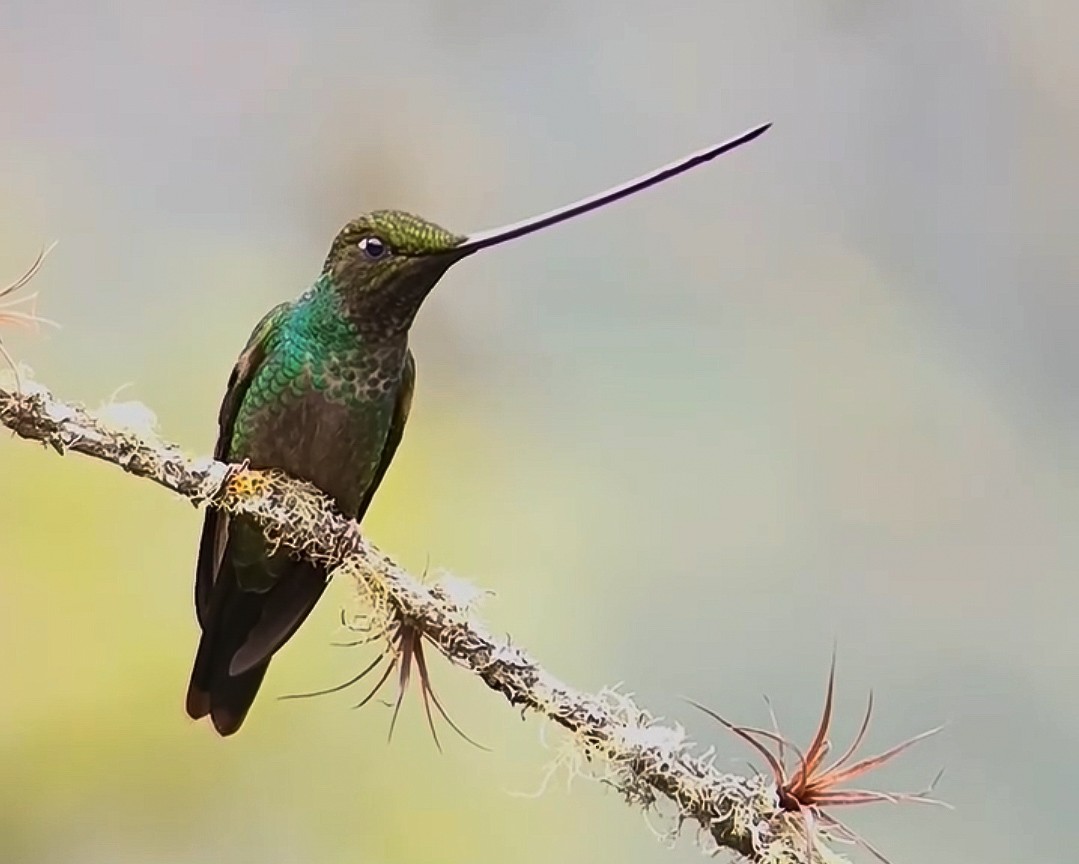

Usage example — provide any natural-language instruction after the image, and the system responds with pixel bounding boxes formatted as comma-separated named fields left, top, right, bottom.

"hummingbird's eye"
left=359, top=236, right=388, bottom=260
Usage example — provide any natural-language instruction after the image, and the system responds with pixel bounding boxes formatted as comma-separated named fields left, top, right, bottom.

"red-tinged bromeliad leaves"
left=688, top=654, right=948, bottom=863
left=279, top=606, right=487, bottom=753
left=0, top=243, right=59, bottom=389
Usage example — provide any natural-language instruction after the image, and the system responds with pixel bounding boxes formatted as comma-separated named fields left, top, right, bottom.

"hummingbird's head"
left=322, top=210, right=469, bottom=337
left=321, top=122, right=772, bottom=337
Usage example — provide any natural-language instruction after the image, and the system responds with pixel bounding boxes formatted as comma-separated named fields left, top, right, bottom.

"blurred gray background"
left=1, top=2, right=1076, bottom=862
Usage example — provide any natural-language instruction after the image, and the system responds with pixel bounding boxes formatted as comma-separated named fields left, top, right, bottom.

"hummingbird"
left=186, top=122, right=771, bottom=736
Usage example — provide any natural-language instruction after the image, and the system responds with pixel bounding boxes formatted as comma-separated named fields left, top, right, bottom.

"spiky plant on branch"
left=689, top=655, right=947, bottom=863
left=0, top=243, right=58, bottom=389
left=280, top=599, right=488, bottom=752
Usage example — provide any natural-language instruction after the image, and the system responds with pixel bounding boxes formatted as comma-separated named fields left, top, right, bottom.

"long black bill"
left=455, top=122, right=771, bottom=255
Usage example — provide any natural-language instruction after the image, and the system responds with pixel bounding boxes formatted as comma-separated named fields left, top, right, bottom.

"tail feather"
left=229, top=563, right=328, bottom=677
left=186, top=631, right=269, bottom=736
left=187, top=545, right=327, bottom=736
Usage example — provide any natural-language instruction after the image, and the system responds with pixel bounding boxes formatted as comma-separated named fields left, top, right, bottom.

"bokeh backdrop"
left=2, top=2, right=1076, bottom=862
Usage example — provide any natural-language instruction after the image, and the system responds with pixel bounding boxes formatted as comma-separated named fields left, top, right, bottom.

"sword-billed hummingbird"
left=187, top=122, right=771, bottom=736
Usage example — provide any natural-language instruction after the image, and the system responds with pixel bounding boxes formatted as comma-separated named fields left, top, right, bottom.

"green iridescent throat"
left=230, top=274, right=408, bottom=451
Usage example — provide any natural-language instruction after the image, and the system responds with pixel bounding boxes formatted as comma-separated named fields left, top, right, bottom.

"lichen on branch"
left=1, top=378, right=841, bottom=863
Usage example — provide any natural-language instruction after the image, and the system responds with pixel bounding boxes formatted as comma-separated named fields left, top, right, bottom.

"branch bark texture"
left=1, top=380, right=811, bottom=863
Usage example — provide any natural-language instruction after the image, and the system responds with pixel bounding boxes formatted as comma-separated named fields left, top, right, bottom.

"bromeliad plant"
left=0, top=243, right=58, bottom=389
left=279, top=569, right=487, bottom=753
left=689, top=656, right=947, bottom=863
left=282, top=611, right=485, bottom=752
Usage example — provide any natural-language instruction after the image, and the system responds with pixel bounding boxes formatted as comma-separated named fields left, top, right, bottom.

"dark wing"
left=355, top=348, right=415, bottom=521
left=188, top=336, right=412, bottom=735
left=194, top=303, right=289, bottom=627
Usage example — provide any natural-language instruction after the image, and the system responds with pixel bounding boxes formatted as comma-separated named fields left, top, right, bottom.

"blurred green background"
left=1, top=2, right=1076, bottom=862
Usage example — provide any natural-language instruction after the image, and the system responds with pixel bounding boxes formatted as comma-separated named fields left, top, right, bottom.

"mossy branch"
left=0, top=377, right=831, bottom=864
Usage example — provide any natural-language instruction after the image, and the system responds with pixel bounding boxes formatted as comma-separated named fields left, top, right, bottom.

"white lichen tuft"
left=432, top=569, right=491, bottom=617
left=91, top=385, right=159, bottom=436
left=513, top=722, right=592, bottom=799
left=333, top=555, right=397, bottom=644
left=189, top=457, right=232, bottom=504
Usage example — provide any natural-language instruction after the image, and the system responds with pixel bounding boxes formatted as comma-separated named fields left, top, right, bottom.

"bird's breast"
left=232, top=350, right=405, bottom=513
